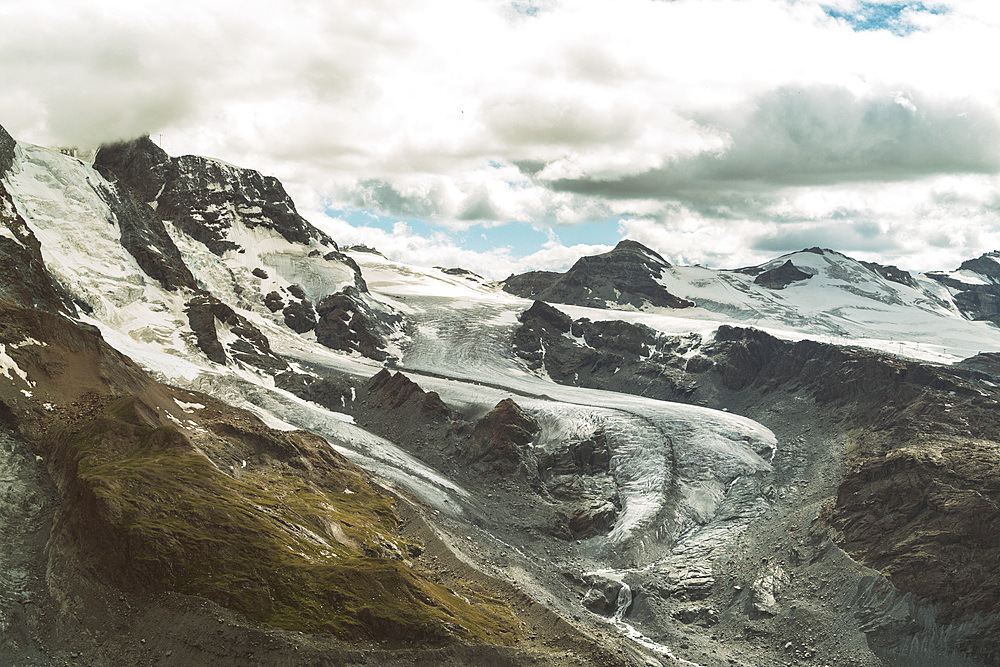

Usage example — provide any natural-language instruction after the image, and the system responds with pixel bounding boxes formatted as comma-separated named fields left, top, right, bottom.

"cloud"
left=618, top=174, right=1000, bottom=271
left=2, top=0, right=1000, bottom=271
left=549, top=86, right=1000, bottom=202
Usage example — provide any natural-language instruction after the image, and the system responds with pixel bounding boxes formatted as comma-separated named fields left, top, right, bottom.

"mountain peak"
left=94, top=136, right=172, bottom=204
left=503, top=238, right=693, bottom=309
left=607, top=238, right=670, bottom=266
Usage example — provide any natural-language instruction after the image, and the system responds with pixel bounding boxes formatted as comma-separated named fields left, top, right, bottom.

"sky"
left=3, top=0, right=1000, bottom=279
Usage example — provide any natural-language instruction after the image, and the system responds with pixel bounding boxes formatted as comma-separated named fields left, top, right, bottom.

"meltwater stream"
left=592, top=575, right=705, bottom=667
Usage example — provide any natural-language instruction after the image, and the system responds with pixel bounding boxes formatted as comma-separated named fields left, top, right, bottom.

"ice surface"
left=330, top=257, right=776, bottom=563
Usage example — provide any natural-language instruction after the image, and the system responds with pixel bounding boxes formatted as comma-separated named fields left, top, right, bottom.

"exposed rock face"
left=95, top=136, right=334, bottom=255
left=956, top=351, right=1000, bottom=376
left=282, top=299, right=317, bottom=334
left=753, top=260, right=812, bottom=289
left=91, top=179, right=198, bottom=291
left=162, top=153, right=334, bottom=253
left=315, top=288, right=402, bottom=362
left=580, top=575, right=631, bottom=617
left=0, top=181, right=76, bottom=315
left=324, top=249, right=369, bottom=292
left=859, top=260, right=918, bottom=288
left=365, top=369, right=450, bottom=420
left=438, top=267, right=484, bottom=282
left=274, top=371, right=358, bottom=415
left=93, top=136, right=173, bottom=203
left=701, top=326, right=1000, bottom=657
left=467, top=399, right=540, bottom=476
left=264, top=291, right=284, bottom=312
left=513, top=300, right=700, bottom=400
left=749, top=566, right=788, bottom=617
left=499, top=270, right=562, bottom=300
left=538, top=430, right=619, bottom=539
left=0, top=122, right=16, bottom=176
left=955, top=251, right=1000, bottom=281
left=503, top=240, right=695, bottom=310
left=184, top=294, right=288, bottom=372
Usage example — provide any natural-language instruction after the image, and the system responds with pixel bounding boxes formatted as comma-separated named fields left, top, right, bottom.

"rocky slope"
left=0, top=296, right=631, bottom=666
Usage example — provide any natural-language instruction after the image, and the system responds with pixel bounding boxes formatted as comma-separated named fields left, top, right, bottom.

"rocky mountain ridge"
left=504, top=241, right=1000, bottom=346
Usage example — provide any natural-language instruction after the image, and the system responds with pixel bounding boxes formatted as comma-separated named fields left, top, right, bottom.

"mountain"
left=925, top=251, right=1000, bottom=323
left=1, top=121, right=999, bottom=667
left=503, top=239, right=695, bottom=309
left=506, top=243, right=1000, bottom=362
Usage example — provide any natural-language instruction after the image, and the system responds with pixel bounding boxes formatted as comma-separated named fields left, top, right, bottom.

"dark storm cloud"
left=549, top=86, right=1000, bottom=214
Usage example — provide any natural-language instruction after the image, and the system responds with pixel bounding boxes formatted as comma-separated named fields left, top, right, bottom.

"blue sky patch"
left=328, top=207, right=622, bottom=260
left=824, top=2, right=946, bottom=35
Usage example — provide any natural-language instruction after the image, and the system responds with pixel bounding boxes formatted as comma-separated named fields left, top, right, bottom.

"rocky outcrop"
left=365, top=369, right=450, bottom=420
left=91, top=179, right=198, bottom=291
left=315, top=288, right=401, bottom=362
left=538, top=430, right=619, bottom=539
left=161, top=154, right=334, bottom=254
left=263, top=291, right=284, bottom=312
left=274, top=371, right=358, bottom=414
left=955, top=251, right=1000, bottom=282
left=513, top=300, right=700, bottom=400
left=753, top=260, right=811, bottom=289
left=500, top=270, right=562, bottom=300
left=324, top=249, right=368, bottom=292
left=580, top=575, right=631, bottom=617
left=93, top=136, right=173, bottom=204
left=438, top=267, right=484, bottom=281
left=859, top=260, right=918, bottom=288
left=699, top=326, right=1000, bottom=657
left=281, top=299, right=317, bottom=334
left=466, top=399, right=540, bottom=476
left=184, top=294, right=288, bottom=372
left=503, top=240, right=695, bottom=310
left=0, top=122, right=16, bottom=177
left=95, top=136, right=335, bottom=256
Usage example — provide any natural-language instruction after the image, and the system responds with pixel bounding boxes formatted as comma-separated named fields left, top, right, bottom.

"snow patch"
left=173, top=399, right=205, bottom=413
left=0, top=343, right=33, bottom=387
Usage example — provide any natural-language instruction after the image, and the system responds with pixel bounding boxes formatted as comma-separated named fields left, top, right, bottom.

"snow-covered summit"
left=0, top=131, right=400, bottom=378
left=503, top=242, right=1000, bottom=362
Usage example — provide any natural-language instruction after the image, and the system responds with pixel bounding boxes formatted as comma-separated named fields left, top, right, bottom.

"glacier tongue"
left=346, top=255, right=776, bottom=567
